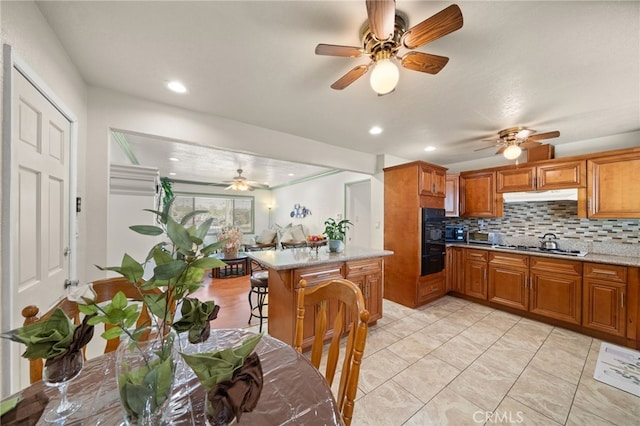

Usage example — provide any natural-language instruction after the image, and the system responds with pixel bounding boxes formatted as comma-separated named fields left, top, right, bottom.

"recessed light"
left=169, top=157, right=179, bottom=162
left=424, top=146, right=436, bottom=152
left=169, top=172, right=176, bottom=176
left=167, top=81, right=187, bottom=94
left=288, top=173, right=294, bottom=177
left=369, top=126, right=383, bottom=135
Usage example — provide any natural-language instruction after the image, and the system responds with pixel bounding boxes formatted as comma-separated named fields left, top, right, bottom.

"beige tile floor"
left=352, top=296, right=640, bottom=426
left=249, top=295, right=640, bottom=425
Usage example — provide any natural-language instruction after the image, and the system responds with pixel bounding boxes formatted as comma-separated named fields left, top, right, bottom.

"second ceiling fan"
left=477, top=127, right=561, bottom=159
left=316, top=0, right=463, bottom=94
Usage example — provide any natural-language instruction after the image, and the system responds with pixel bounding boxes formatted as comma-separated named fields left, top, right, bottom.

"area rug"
left=594, top=342, right=640, bottom=397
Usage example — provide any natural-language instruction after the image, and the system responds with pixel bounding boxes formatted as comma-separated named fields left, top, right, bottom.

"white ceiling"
left=37, top=1, right=640, bottom=186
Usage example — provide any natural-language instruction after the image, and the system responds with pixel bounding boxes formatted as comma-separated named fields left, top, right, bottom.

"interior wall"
left=271, top=170, right=383, bottom=249
left=0, top=0, right=88, bottom=397
left=86, top=88, right=380, bottom=281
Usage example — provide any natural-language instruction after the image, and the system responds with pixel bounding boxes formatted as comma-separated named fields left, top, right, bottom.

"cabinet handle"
left=533, top=176, right=537, bottom=188
left=621, top=292, right=624, bottom=308
left=433, top=183, right=436, bottom=193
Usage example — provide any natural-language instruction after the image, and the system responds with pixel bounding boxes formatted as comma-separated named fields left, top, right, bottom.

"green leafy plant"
left=71, top=197, right=228, bottom=421
left=323, top=218, right=353, bottom=242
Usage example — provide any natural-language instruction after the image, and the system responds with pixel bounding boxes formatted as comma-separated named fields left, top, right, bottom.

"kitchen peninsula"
left=246, top=246, right=393, bottom=348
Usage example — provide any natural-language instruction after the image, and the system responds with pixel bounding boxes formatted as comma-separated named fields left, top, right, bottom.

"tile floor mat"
left=593, top=342, right=640, bottom=397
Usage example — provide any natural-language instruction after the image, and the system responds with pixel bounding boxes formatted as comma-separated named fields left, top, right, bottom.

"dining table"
left=1, top=329, right=344, bottom=425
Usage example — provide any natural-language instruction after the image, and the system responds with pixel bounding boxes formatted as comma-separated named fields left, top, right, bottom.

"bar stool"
left=248, top=259, right=269, bottom=332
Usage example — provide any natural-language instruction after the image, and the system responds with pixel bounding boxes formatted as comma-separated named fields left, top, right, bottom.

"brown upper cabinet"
left=459, top=170, right=503, bottom=217
left=587, top=151, right=640, bottom=218
left=445, top=174, right=459, bottom=217
left=419, top=163, right=446, bottom=197
left=496, top=160, right=586, bottom=193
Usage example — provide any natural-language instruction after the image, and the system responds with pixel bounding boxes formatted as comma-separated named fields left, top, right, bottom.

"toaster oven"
left=467, top=231, right=500, bottom=245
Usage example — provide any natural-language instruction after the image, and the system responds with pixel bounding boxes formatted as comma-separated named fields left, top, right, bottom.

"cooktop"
left=492, top=244, right=588, bottom=257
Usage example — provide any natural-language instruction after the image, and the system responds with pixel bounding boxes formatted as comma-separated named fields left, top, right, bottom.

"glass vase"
left=116, top=328, right=177, bottom=425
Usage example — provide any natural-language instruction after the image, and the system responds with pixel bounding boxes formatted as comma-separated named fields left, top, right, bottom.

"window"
left=171, top=194, right=254, bottom=237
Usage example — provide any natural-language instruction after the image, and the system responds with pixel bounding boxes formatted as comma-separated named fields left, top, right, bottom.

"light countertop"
left=245, top=246, right=394, bottom=270
left=447, top=243, right=640, bottom=267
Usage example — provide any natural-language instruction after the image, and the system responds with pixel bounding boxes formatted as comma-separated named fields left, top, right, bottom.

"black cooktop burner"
left=493, top=245, right=587, bottom=257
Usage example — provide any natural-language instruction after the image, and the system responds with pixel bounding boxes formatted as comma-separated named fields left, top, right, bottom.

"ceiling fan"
left=477, top=127, right=561, bottom=159
left=224, top=169, right=268, bottom=191
left=315, top=1, right=463, bottom=95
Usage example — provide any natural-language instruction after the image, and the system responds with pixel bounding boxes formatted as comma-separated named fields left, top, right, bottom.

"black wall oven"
left=421, top=208, right=446, bottom=276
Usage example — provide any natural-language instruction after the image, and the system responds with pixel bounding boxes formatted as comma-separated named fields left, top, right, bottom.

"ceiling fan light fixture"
left=229, top=180, right=250, bottom=191
left=370, top=52, right=399, bottom=95
left=503, top=144, right=522, bottom=160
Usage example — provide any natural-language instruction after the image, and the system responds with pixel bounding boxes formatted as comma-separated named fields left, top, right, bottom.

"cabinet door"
left=445, top=175, right=459, bottom=217
left=446, top=247, right=465, bottom=294
left=465, top=260, right=487, bottom=299
left=419, top=164, right=446, bottom=197
left=588, top=152, right=640, bottom=218
left=537, top=160, right=586, bottom=189
left=460, top=171, right=502, bottom=217
left=294, top=264, right=345, bottom=347
left=496, top=166, right=536, bottom=193
left=365, top=272, right=382, bottom=322
left=345, top=259, right=382, bottom=323
left=530, top=271, right=582, bottom=325
left=488, top=252, right=529, bottom=311
left=583, top=279, right=626, bottom=337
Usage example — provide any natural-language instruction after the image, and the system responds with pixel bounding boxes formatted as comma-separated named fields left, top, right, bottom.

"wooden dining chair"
left=21, top=276, right=161, bottom=383
left=294, top=278, right=370, bottom=426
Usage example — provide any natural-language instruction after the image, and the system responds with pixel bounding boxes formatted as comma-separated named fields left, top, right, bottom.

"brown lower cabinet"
left=464, top=249, right=488, bottom=299
left=268, top=257, right=384, bottom=350
left=445, top=246, right=639, bottom=348
left=486, top=252, right=582, bottom=325
left=488, top=252, right=529, bottom=311
left=582, top=262, right=627, bottom=337
left=529, top=256, right=582, bottom=325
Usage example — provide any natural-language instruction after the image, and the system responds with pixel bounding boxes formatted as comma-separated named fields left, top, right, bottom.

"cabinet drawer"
left=489, top=252, right=529, bottom=268
left=466, top=249, right=489, bottom=262
left=530, top=256, right=582, bottom=276
left=584, top=263, right=627, bottom=283
left=345, top=258, right=382, bottom=276
left=418, top=275, right=445, bottom=299
left=294, top=263, right=344, bottom=285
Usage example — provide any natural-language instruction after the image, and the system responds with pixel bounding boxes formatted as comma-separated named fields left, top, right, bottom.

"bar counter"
left=246, top=246, right=393, bottom=347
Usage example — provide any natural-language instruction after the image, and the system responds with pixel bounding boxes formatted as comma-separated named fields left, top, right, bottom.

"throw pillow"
left=256, top=229, right=276, bottom=244
left=291, top=225, right=306, bottom=242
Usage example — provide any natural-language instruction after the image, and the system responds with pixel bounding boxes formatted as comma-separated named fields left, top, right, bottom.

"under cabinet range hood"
left=503, top=188, right=578, bottom=203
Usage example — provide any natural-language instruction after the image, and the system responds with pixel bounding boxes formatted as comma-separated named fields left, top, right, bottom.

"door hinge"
left=63, top=247, right=71, bottom=257
left=64, top=279, right=79, bottom=289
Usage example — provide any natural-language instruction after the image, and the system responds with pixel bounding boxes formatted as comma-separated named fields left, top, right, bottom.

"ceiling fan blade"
left=402, top=4, right=464, bottom=50
left=528, top=131, right=560, bottom=141
left=366, top=0, right=396, bottom=41
left=330, top=64, right=369, bottom=90
left=520, top=141, right=542, bottom=149
left=401, top=51, right=449, bottom=74
left=496, top=146, right=507, bottom=155
left=315, top=44, right=364, bottom=57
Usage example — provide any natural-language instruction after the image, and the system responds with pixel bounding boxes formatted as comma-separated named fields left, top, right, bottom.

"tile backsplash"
left=448, top=201, right=640, bottom=257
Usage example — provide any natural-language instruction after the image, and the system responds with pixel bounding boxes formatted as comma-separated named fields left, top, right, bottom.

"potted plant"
left=74, top=198, right=229, bottom=424
left=323, top=218, right=353, bottom=253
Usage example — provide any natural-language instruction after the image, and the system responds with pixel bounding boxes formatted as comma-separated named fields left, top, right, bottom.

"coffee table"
left=209, top=252, right=249, bottom=278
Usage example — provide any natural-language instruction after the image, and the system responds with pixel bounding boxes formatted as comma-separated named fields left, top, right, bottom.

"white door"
left=346, top=180, right=372, bottom=248
left=7, top=70, right=71, bottom=391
